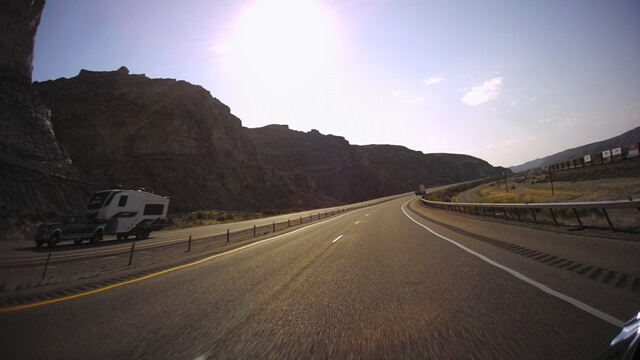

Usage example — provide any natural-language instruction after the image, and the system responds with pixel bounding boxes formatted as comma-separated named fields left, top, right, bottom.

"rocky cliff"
left=0, top=0, right=94, bottom=239
left=33, top=68, right=314, bottom=212
left=246, top=125, right=509, bottom=203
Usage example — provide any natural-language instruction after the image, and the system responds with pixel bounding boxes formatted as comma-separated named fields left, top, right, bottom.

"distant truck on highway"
left=35, top=188, right=169, bottom=247
left=415, top=184, right=426, bottom=195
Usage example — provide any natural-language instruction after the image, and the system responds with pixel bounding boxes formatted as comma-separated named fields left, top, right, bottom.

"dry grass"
left=453, top=177, right=640, bottom=204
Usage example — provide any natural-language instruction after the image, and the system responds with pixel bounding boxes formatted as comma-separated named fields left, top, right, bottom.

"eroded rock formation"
left=0, top=0, right=94, bottom=240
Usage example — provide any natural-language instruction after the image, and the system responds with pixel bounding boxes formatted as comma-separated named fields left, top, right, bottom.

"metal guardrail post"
left=272, top=222, right=275, bottom=232
left=515, top=208, right=521, bottom=222
left=42, top=252, right=52, bottom=281
left=288, top=219, right=290, bottom=227
left=128, top=242, right=135, bottom=266
left=482, top=207, right=486, bottom=216
left=572, top=209, right=583, bottom=228
left=300, top=216, right=302, bottom=224
left=226, top=229, right=230, bottom=242
left=253, top=225, right=256, bottom=237
left=187, top=235, right=192, bottom=252
left=309, top=214, right=312, bottom=222
left=492, top=208, right=496, bottom=218
left=601, top=209, right=615, bottom=232
left=502, top=208, right=508, bottom=220
left=549, top=209, right=559, bottom=226
left=531, top=209, right=538, bottom=224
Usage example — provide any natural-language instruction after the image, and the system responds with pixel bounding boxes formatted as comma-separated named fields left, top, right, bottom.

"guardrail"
left=420, top=198, right=640, bottom=232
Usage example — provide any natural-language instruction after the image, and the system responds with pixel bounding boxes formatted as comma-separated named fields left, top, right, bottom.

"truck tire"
left=116, top=233, right=130, bottom=241
left=143, top=228, right=150, bottom=239
left=36, top=239, right=44, bottom=248
left=48, top=233, right=59, bottom=248
left=74, top=239, right=83, bottom=245
left=90, top=230, right=103, bottom=244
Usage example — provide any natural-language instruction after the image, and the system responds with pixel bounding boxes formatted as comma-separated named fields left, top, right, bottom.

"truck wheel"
left=74, top=239, right=83, bottom=245
left=143, top=228, right=150, bottom=239
left=48, top=233, right=59, bottom=248
left=36, top=239, right=44, bottom=248
left=90, top=230, right=103, bottom=244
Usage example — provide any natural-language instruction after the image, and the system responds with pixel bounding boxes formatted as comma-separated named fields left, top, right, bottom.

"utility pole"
left=504, top=173, right=508, bottom=192
left=549, top=167, right=555, bottom=195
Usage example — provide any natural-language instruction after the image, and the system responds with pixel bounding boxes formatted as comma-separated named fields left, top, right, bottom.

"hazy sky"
left=33, top=0, right=640, bottom=167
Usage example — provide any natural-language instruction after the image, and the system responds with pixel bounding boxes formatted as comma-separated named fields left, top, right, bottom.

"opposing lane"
left=0, top=195, right=633, bottom=359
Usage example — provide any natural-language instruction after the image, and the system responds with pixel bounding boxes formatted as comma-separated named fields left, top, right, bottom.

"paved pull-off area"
left=1, top=195, right=638, bottom=359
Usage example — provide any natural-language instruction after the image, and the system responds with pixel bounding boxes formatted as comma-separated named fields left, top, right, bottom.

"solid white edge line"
left=401, top=199, right=625, bottom=328
left=332, top=235, right=344, bottom=243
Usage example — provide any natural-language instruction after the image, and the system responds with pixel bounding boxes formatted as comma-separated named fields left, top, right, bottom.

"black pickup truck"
left=34, top=215, right=105, bottom=248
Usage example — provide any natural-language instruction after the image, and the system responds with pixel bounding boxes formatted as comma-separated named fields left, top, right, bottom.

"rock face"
left=33, top=69, right=302, bottom=211
left=246, top=125, right=509, bottom=203
left=0, top=0, right=94, bottom=240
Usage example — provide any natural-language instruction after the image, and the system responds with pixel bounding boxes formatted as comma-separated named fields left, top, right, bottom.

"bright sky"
left=33, top=0, right=640, bottom=167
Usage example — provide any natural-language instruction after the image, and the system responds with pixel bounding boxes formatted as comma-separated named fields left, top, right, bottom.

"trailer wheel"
left=74, top=239, right=83, bottom=245
left=90, top=230, right=103, bottom=244
left=48, top=233, right=59, bottom=248
left=36, top=239, right=44, bottom=248
left=143, top=228, right=150, bottom=239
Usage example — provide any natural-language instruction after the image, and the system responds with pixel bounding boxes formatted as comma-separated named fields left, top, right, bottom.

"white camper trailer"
left=85, top=189, right=170, bottom=240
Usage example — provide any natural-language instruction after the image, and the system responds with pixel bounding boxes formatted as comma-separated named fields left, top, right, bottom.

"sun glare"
left=221, top=0, right=338, bottom=89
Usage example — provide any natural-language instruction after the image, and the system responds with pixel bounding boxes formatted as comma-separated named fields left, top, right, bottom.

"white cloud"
left=391, top=90, right=423, bottom=104
left=422, top=75, right=444, bottom=86
left=538, top=118, right=552, bottom=123
left=461, top=77, right=504, bottom=106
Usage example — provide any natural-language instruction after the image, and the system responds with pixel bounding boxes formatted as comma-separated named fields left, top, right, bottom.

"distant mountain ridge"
left=509, top=126, right=640, bottom=173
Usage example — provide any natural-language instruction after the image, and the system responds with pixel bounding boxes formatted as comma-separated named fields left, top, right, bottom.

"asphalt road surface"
left=0, top=194, right=405, bottom=264
left=1, top=195, right=638, bottom=359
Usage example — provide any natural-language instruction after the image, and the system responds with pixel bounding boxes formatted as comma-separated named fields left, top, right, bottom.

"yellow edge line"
left=0, top=208, right=370, bottom=313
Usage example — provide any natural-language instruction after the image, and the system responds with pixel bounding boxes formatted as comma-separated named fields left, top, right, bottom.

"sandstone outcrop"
left=0, top=0, right=94, bottom=240
left=33, top=68, right=304, bottom=211
left=246, top=125, right=509, bottom=203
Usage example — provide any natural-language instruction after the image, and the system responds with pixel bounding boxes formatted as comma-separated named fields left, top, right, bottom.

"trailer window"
left=143, top=204, right=164, bottom=215
left=118, top=195, right=128, bottom=207
left=87, top=191, right=111, bottom=211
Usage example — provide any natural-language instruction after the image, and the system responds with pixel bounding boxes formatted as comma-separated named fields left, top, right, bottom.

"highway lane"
left=1, top=195, right=635, bottom=359
left=0, top=193, right=407, bottom=265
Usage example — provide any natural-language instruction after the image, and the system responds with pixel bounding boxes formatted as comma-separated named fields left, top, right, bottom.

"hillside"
left=33, top=68, right=316, bottom=212
left=246, top=125, right=509, bottom=203
left=509, top=126, right=640, bottom=173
